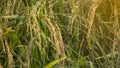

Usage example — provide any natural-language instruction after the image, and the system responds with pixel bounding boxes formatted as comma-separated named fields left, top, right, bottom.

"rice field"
left=0, top=0, right=120, bottom=68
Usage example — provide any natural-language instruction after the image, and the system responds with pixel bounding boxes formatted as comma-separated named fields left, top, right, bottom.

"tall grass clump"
left=0, top=0, right=120, bottom=68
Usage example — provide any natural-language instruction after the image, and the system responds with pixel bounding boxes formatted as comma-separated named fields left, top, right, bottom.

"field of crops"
left=0, top=0, right=120, bottom=68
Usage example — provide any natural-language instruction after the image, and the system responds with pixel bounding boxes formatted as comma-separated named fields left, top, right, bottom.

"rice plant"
left=0, top=0, right=120, bottom=68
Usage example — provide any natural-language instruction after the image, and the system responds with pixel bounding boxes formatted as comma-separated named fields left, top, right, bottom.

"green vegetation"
left=0, top=0, right=120, bottom=68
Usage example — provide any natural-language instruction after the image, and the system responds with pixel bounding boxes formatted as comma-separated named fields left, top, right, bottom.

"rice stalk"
left=30, top=10, right=41, bottom=51
left=54, top=24, right=65, bottom=67
left=4, top=40, right=14, bottom=68
left=0, top=63, right=3, bottom=68
left=43, top=17, right=65, bottom=67
left=44, top=17, right=65, bottom=57
left=87, top=0, right=100, bottom=38
left=24, top=38, right=34, bottom=68
left=111, top=0, right=119, bottom=57
left=110, top=0, right=120, bottom=67
left=86, top=0, right=100, bottom=49
left=70, top=0, right=79, bottom=34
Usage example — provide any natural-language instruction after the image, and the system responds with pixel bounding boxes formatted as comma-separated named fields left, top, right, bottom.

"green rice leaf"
left=1, top=15, right=25, bottom=19
left=44, top=56, right=67, bottom=68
